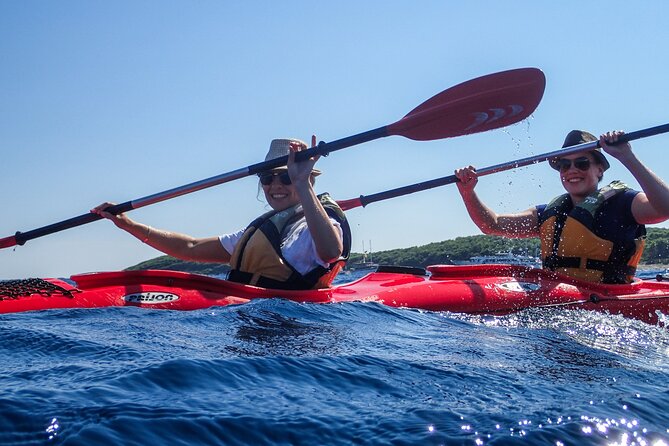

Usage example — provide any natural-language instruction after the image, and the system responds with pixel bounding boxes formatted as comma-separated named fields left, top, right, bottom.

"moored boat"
left=1, top=264, right=668, bottom=325
left=468, top=252, right=542, bottom=268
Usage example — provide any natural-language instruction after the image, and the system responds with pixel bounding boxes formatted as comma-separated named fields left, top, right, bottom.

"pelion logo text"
left=123, top=292, right=180, bottom=304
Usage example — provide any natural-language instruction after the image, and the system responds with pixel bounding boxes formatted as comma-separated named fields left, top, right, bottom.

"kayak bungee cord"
left=0, top=278, right=79, bottom=300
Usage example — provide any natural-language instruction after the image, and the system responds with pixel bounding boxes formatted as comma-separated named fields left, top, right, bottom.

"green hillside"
left=126, top=257, right=231, bottom=276
left=126, top=228, right=669, bottom=273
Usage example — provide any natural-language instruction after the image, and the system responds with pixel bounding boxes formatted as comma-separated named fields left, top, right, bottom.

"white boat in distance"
left=468, top=252, right=543, bottom=268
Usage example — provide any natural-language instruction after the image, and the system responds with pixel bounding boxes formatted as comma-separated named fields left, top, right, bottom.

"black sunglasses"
left=258, top=171, right=291, bottom=186
left=549, top=156, right=591, bottom=172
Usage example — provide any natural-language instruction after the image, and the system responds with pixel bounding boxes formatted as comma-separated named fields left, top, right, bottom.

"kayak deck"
left=1, top=265, right=668, bottom=325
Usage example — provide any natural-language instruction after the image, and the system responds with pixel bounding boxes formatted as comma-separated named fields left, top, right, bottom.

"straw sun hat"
left=264, top=139, right=321, bottom=176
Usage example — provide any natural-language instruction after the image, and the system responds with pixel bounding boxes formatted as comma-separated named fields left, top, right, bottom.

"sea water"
left=1, top=270, right=668, bottom=445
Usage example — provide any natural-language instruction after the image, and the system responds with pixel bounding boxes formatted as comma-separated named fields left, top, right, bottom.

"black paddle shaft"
left=355, top=122, right=669, bottom=208
left=12, top=127, right=389, bottom=246
left=0, top=68, right=547, bottom=249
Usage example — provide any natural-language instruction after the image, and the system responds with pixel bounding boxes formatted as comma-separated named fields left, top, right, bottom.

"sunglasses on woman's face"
left=550, top=156, right=592, bottom=172
left=259, top=171, right=292, bottom=186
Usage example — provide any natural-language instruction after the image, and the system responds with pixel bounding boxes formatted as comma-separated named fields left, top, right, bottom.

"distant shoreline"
left=639, top=263, right=669, bottom=270
left=126, top=230, right=669, bottom=274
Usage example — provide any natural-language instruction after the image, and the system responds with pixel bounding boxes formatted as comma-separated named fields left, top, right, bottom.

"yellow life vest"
left=227, top=193, right=351, bottom=290
left=538, top=181, right=645, bottom=284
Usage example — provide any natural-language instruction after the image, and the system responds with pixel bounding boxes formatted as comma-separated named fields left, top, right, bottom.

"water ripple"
left=1, top=282, right=668, bottom=445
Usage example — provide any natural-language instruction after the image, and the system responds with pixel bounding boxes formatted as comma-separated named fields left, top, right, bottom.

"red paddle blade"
left=336, top=197, right=362, bottom=211
left=0, top=235, right=17, bottom=249
left=388, top=68, right=546, bottom=141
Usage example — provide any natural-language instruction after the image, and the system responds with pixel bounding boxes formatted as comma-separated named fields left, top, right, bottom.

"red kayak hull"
left=1, top=265, right=668, bottom=325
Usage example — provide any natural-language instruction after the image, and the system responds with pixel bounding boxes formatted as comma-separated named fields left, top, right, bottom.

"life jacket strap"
left=543, top=254, right=637, bottom=284
left=227, top=268, right=324, bottom=290
left=543, top=255, right=579, bottom=270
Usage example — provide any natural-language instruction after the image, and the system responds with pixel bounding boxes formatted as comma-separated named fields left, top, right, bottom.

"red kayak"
left=1, top=264, right=668, bottom=325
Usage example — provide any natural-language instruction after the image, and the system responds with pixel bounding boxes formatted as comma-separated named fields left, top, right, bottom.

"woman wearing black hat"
left=454, top=130, right=669, bottom=284
left=92, top=137, right=351, bottom=290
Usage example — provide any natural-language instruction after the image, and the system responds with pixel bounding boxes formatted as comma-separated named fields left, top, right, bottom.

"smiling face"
left=260, top=170, right=301, bottom=211
left=554, top=152, right=604, bottom=202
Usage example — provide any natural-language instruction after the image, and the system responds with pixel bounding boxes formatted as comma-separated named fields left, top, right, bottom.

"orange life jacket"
left=538, top=181, right=645, bottom=284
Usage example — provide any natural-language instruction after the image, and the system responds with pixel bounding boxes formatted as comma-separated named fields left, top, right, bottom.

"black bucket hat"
left=558, top=130, right=610, bottom=171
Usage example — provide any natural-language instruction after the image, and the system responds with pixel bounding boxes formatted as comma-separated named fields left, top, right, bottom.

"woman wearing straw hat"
left=454, top=130, right=669, bottom=284
left=92, top=137, right=351, bottom=290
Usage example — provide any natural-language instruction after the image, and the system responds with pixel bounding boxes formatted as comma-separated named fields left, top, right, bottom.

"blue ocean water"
left=1, top=270, right=669, bottom=445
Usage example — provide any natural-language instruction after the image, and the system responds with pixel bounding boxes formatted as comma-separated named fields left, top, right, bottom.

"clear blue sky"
left=2, top=1, right=668, bottom=278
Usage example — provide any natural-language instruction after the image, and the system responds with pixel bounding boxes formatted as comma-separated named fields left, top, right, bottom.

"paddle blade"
left=388, top=68, right=546, bottom=141
left=336, top=197, right=363, bottom=211
left=0, top=235, right=17, bottom=249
